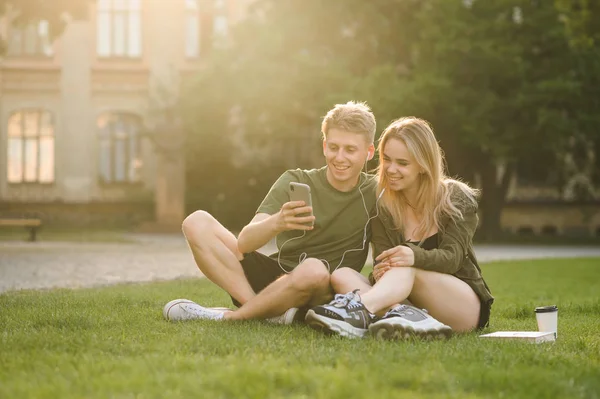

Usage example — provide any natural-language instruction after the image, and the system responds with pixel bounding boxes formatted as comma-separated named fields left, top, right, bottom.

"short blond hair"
left=321, top=101, right=376, bottom=143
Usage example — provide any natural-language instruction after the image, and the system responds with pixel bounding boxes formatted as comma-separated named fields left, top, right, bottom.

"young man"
left=164, top=102, right=378, bottom=324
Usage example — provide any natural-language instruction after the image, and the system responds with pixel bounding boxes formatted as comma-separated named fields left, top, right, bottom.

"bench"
left=0, top=218, right=43, bottom=241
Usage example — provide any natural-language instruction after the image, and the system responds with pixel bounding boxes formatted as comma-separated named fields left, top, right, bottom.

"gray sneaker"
left=305, top=290, right=373, bottom=338
left=368, top=304, right=452, bottom=340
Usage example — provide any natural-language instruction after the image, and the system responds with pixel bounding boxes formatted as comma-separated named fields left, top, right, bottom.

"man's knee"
left=290, top=258, right=330, bottom=293
left=182, top=210, right=215, bottom=239
left=330, top=267, right=357, bottom=292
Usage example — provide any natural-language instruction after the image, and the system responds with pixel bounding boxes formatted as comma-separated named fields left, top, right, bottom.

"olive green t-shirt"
left=257, top=167, right=377, bottom=273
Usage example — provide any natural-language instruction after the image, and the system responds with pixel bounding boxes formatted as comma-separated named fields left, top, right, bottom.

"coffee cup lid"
left=535, top=305, right=558, bottom=313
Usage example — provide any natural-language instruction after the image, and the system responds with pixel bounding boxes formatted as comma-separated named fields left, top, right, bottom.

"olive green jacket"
left=371, top=192, right=494, bottom=307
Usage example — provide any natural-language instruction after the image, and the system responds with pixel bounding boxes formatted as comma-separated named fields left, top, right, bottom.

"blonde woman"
left=305, top=117, right=494, bottom=339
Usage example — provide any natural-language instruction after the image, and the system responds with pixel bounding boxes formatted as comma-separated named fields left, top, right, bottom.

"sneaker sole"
left=266, top=307, right=299, bottom=325
left=280, top=307, right=299, bottom=325
left=164, top=299, right=195, bottom=321
left=305, top=309, right=367, bottom=339
left=369, top=318, right=452, bottom=340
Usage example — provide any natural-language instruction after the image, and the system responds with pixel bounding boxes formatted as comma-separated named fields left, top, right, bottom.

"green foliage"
left=1, top=258, right=600, bottom=398
left=555, top=0, right=600, bottom=49
left=182, top=0, right=600, bottom=234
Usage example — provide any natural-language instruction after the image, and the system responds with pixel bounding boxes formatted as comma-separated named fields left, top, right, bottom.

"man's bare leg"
left=182, top=210, right=255, bottom=305
left=225, top=258, right=333, bottom=321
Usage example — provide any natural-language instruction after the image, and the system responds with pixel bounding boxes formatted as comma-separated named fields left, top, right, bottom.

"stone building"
left=0, top=0, right=250, bottom=230
left=501, top=144, right=600, bottom=238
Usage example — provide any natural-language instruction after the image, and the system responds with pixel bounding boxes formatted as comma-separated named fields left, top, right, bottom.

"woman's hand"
left=372, top=262, right=390, bottom=282
left=375, top=245, right=415, bottom=269
left=372, top=245, right=415, bottom=281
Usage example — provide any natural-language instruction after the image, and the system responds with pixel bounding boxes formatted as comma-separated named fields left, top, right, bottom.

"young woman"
left=305, top=117, right=494, bottom=339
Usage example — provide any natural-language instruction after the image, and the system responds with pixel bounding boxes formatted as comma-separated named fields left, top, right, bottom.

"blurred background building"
left=0, top=0, right=251, bottom=231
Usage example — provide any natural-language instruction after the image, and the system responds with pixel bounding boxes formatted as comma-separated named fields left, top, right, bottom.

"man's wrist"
left=269, top=212, right=284, bottom=235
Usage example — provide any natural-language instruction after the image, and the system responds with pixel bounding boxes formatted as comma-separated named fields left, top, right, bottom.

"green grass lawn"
left=1, top=258, right=599, bottom=399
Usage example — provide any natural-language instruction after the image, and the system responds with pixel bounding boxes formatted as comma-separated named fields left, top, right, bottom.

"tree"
left=385, top=0, right=593, bottom=239
left=0, top=0, right=89, bottom=54
left=182, top=0, right=600, bottom=236
left=554, top=0, right=600, bottom=192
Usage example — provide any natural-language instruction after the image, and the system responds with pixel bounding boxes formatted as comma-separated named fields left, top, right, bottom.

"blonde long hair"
left=377, top=117, right=479, bottom=241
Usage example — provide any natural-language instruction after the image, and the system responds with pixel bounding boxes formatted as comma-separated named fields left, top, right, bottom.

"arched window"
left=185, top=0, right=200, bottom=58
left=97, top=0, right=142, bottom=58
left=7, top=110, right=55, bottom=184
left=97, top=113, right=142, bottom=183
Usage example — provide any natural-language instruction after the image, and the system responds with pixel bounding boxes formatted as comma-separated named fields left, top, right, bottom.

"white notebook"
left=479, top=331, right=556, bottom=343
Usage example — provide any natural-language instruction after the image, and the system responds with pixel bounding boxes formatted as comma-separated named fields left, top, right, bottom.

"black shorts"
left=477, top=299, right=492, bottom=330
left=231, top=251, right=286, bottom=307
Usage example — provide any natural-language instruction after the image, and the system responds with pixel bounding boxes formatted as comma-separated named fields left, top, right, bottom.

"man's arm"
left=237, top=213, right=276, bottom=254
left=237, top=201, right=314, bottom=254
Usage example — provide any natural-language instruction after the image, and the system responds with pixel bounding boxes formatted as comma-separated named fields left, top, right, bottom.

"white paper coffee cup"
left=535, top=305, right=558, bottom=338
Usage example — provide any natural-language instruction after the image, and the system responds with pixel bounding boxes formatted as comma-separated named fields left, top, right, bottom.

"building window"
left=7, top=110, right=55, bottom=184
left=185, top=0, right=200, bottom=58
left=97, top=0, right=142, bottom=58
left=213, top=0, right=229, bottom=40
left=7, top=20, right=53, bottom=57
left=185, top=0, right=229, bottom=58
left=97, top=113, right=142, bottom=183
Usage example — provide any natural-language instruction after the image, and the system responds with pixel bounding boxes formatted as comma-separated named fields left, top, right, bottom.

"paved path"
left=1, top=235, right=599, bottom=294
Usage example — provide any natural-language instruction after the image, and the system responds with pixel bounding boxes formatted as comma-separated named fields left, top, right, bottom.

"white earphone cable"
left=276, top=174, right=385, bottom=274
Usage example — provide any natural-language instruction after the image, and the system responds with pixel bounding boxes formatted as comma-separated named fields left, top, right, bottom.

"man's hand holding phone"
left=273, top=182, right=315, bottom=232
left=275, top=201, right=315, bottom=233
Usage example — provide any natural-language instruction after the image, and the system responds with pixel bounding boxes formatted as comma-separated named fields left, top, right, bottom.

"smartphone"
left=289, top=182, right=314, bottom=226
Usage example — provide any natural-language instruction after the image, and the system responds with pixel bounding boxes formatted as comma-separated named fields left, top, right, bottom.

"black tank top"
left=408, top=233, right=439, bottom=250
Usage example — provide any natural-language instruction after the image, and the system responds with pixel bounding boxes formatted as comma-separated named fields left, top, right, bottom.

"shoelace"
left=329, top=290, right=360, bottom=308
left=385, top=304, right=409, bottom=318
left=385, top=304, right=428, bottom=318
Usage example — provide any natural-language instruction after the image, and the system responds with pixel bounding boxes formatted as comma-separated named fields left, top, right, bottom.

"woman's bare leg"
left=330, top=267, right=372, bottom=295
left=360, top=267, right=480, bottom=331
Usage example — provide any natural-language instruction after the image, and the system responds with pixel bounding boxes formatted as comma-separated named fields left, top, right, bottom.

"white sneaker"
left=266, top=307, right=299, bottom=325
left=163, top=299, right=230, bottom=322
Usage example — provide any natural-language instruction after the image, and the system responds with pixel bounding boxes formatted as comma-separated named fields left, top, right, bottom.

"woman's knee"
left=412, top=268, right=448, bottom=291
left=382, top=266, right=417, bottom=285
left=330, top=267, right=360, bottom=292
left=290, top=258, right=330, bottom=293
